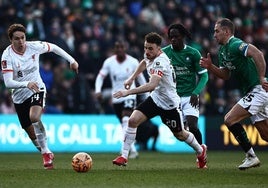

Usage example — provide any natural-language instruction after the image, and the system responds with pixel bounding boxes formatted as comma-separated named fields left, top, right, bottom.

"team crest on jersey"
left=154, top=61, right=163, bottom=69
left=1, top=60, right=7, bottom=69
left=32, top=54, right=36, bottom=61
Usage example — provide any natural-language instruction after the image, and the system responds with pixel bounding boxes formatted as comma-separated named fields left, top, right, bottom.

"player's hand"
left=70, top=61, right=79, bottom=74
left=189, top=94, right=199, bottom=108
left=113, top=90, right=128, bottom=99
left=124, top=78, right=133, bottom=90
left=27, top=82, right=40, bottom=93
left=260, top=78, right=268, bottom=92
left=95, top=92, right=103, bottom=102
left=200, top=53, right=212, bottom=69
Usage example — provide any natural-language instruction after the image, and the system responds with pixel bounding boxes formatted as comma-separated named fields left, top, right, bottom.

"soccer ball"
left=71, top=152, right=93, bottom=172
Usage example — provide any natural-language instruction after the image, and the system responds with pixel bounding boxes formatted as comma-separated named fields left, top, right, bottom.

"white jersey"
left=145, top=52, right=180, bottom=110
left=97, top=54, right=143, bottom=103
left=1, top=41, right=50, bottom=103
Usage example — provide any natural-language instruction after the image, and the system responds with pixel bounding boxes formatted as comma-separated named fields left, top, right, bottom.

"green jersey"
left=218, top=37, right=259, bottom=95
left=162, top=44, right=208, bottom=97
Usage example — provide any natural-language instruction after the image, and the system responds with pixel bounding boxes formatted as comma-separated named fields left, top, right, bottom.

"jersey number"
left=165, top=119, right=177, bottom=129
left=242, top=93, right=254, bottom=103
left=31, top=93, right=40, bottom=103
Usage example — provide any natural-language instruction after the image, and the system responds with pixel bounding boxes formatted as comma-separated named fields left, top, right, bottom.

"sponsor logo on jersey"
left=150, top=68, right=163, bottom=77
left=222, top=61, right=236, bottom=70
left=17, top=70, right=23, bottom=77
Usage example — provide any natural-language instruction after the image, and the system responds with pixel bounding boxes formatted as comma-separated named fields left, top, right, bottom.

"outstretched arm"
left=49, top=43, right=79, bottom=73
left=113, top=74, right=160, bottom=99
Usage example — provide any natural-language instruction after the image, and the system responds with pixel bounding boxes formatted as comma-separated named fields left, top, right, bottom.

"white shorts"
left=180, top=96, right=199, bottom=122
left=238, top=85, right=268, bottom=123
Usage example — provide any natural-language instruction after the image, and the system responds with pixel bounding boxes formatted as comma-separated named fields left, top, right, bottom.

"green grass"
left=0, top=151, right=268, bottom=188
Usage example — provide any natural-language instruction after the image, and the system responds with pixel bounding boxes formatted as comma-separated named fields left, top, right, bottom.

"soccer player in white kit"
left=112, top=32, right=207, bottom=168
left=1, top=23, right=79, bottom=169
left=95, top=40, right=147, bottom=158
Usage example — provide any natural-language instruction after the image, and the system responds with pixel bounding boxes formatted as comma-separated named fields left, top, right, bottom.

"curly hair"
left=167, top=23, right=192, bottom=39
left=144, top=32, right=162, bottom=46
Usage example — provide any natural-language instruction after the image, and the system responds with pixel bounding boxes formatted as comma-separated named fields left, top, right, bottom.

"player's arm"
left=193, top=71, right=208, bottom=95
left=200, top=53, right=230, bottom=80
left=124, top=59, right=147, bottom=89
left=114, top=74, right=160, bottom=98
left=136, top=73, right=149, bottom=99
left=95, top=73, right=105, bottom=97
left=2, top=71, right=40, bottom=92
left=2, top=70, right=27, bottom=88
left=48, top=43, right=79, bottom=73
left=94, top=74, right=104, bottom=101
left=190, top=71, right=208, bottom=107
left=95, top=61, right=109, bottom=100
left=246, top=44, right=268, bottom=91
left=246, top=44, right=266, bottom=82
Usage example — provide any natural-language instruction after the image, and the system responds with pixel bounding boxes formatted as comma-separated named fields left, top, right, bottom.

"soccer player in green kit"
left=200, top=18, right=268, bottom=170
left=163, top=23, right=208, bottom=168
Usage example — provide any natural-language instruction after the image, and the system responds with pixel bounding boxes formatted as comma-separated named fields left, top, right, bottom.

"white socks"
left=32, top=139, right=41, bottom=151
left=121, top=116, right=137, bottom=155
left=121, top=127, right=137, bottom=159
left=185, top=131, right=203, bottom=155
left=32, top=121, right=51, bottom=154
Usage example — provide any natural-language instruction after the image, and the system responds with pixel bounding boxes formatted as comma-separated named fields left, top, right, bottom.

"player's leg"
left=30, top=106, right=51, bottom=152
left=225, top=103, right=259, bottom=170
left=253, top=99, right=268, bottom=142
left=122, top=100, right=139, bottom=159
left=30, top=91, right=54, bottom=169
left=160, top=107, right=207, bottom=168
left=24, top=126, right=41, bottom=151
left=114, top=103, right=127, bottom=155
left=122, top=114, right=139, bottom=159
left=181, top=97, right=203, bottom=144
left=255, top=119, right=268, bottom=142
left=14, top=100, right=41, bottom=151
left=112, top=97, right=154, bottom=166
left=186, top=115, right=202, bottom=144
left=112, top=110, right=147, bottom=166
left=115, top=100, right=139, bottom=159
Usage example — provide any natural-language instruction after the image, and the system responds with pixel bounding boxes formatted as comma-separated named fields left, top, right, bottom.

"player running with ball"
left=1, top=23, right=79, bottom=169
left=112, top=32, right=207, bottom=169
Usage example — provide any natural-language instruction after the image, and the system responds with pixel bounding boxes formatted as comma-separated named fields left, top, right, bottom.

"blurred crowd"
left=0, top=0, right=268, bottom=116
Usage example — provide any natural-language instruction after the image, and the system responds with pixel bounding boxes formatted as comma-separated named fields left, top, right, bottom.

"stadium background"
left=0, top=0, right=267, bottom=152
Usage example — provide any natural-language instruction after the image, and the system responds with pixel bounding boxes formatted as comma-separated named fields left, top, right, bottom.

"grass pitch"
left=0, top=151, right=268, bottom=188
